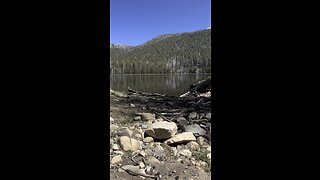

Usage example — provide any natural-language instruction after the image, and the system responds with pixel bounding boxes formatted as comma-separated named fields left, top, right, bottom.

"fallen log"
left=180, top=76, right=211, bottom=97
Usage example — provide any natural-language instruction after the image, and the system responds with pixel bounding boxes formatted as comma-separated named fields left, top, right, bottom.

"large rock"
left=164, top=132, right=196, bottom=145
left=145, top=121, right=178, bottom=139
left=119, top=136, right=141, bottom=151
left=185, top=124, right=206, bottom=137
left=135, top=113, right=156, bottom=121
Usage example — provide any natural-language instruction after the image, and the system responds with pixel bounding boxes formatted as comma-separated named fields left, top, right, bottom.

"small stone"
left=137, top=128, right=143, bottom=134
left=110, top=124, right=119, bottom=131
left=110, top=117, right=114, bottom=122
left=189, top=112, right=197, bottom=119
left=141, top=124, right=148, bottom=129
left=119, top=136, right=141, bottom=151
left=122, top=128, right=133, bottom=137
left=130, top=103, right=136, bottom=108
left=207, top=146, right=211, bottom=152
left=196, top=161, right=201, bottom=167
left=205, top=113, right=211, bottom=119
left=146, top=156, right=161, bottom=167
left=186, top=141, right=200, bottom=151
left=135, top=134, right=142, bottom=139
left=196, top=137, right=206, bottom=146
left=111, top=144, right=120, bottom=150
left=144, top=149, right=154, bottom=156
left=200, top=161, right=207, bottom=167
left=156, top=118, right=163, bottom=122
left=143, top=137, right=154, bottom=143
left=145, top=166, right=152, bottom=173
left=134, top=116, right=141, bottom=121
left=178, top=149, right=192, bottom=158
left=111, top=155, right=122, bottom=164
left=176, top=145, right=185, bottom=150
left=176, top=117, right=188, bottom=131
left=176, top=117, right=188, bottom=125
left=139, top=162, right=145, bottom=168
left=129, top=126, right=135, bottom=130
left=153, top=144, right=166, bottom=158
left=139, top=150, right=147, bottom=157
left=172, top=147, right=178, bottom=156
left=207, top=153, right=211, bottom=160
left=135, top=113, right=156, bottom=121
left=121, top=165, right=141, bottom=175
left=185, top=124, right=206, bottom=137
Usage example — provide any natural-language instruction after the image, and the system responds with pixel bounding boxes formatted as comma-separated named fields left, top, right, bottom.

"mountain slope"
left=110, top=29, right=211, bottom=74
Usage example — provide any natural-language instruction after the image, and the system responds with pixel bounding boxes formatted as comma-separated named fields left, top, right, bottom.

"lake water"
left=110, top=74, right=211, bottom=96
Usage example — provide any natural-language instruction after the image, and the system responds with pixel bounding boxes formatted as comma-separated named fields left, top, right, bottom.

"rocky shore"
left=110, top=77, right=212, bottom=180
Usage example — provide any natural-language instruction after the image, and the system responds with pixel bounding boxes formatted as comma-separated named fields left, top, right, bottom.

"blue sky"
left=110, top=0, right=211, bottom=46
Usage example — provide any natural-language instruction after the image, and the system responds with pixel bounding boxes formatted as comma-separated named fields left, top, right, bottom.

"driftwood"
left=180, top=76, right=211, bottom=97
left=112, top=77, right=212, bottom=131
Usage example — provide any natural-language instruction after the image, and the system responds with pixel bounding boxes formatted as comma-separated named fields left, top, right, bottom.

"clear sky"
left=110, top=0, right=211, bottom=46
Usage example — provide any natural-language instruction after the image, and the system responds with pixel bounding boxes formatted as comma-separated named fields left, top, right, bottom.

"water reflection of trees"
left=110, top=74, right=210, bottom=96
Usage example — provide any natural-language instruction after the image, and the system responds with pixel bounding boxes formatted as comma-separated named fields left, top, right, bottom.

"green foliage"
left=110, top=29, right=212, bottom=74
left=193, top=148, right=211, bottom=172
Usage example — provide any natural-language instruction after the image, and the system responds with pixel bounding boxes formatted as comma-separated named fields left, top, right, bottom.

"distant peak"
left=206, top=26, right=211, bottom=30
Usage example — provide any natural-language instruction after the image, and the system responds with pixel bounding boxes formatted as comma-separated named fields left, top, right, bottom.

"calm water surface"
left=110, top=74, right=210, bottom=96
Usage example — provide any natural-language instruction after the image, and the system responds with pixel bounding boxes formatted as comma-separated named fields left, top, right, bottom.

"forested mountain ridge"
left=110, top=29, right=211, bottom=74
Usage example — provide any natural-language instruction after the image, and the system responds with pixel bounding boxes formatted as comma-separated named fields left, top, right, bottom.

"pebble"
left=189, top=112, right=197, bottom=119
left=111, top=155, right=122, bottom=164
left=143, top=137, right=154, bottom=143
left=139, top=162, right=145, bottom=168
left=134, top=134, right=142, bottom=139
left=186, top=141, right=200, bottom=151
left=111, top=144, right=120, bottom=150
left=178, top=149, right=192, bottom=158
left=110, top=124, right=119, bottom=131
left=134, top=116, right=141, bottom=121
left=207, top=146, right=211, bottom=152
left=207, top=153, right=211, bottom=160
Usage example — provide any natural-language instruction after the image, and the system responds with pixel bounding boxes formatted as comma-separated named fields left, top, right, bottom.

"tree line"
left=110, top=29, right=211, bottom=74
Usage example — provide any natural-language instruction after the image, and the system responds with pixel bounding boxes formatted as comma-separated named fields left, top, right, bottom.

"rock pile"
left=110, top=110, right=212, bottom=179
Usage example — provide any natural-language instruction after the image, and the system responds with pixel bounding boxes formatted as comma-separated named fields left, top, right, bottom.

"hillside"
left=110, top=29, right=211, bottom=74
